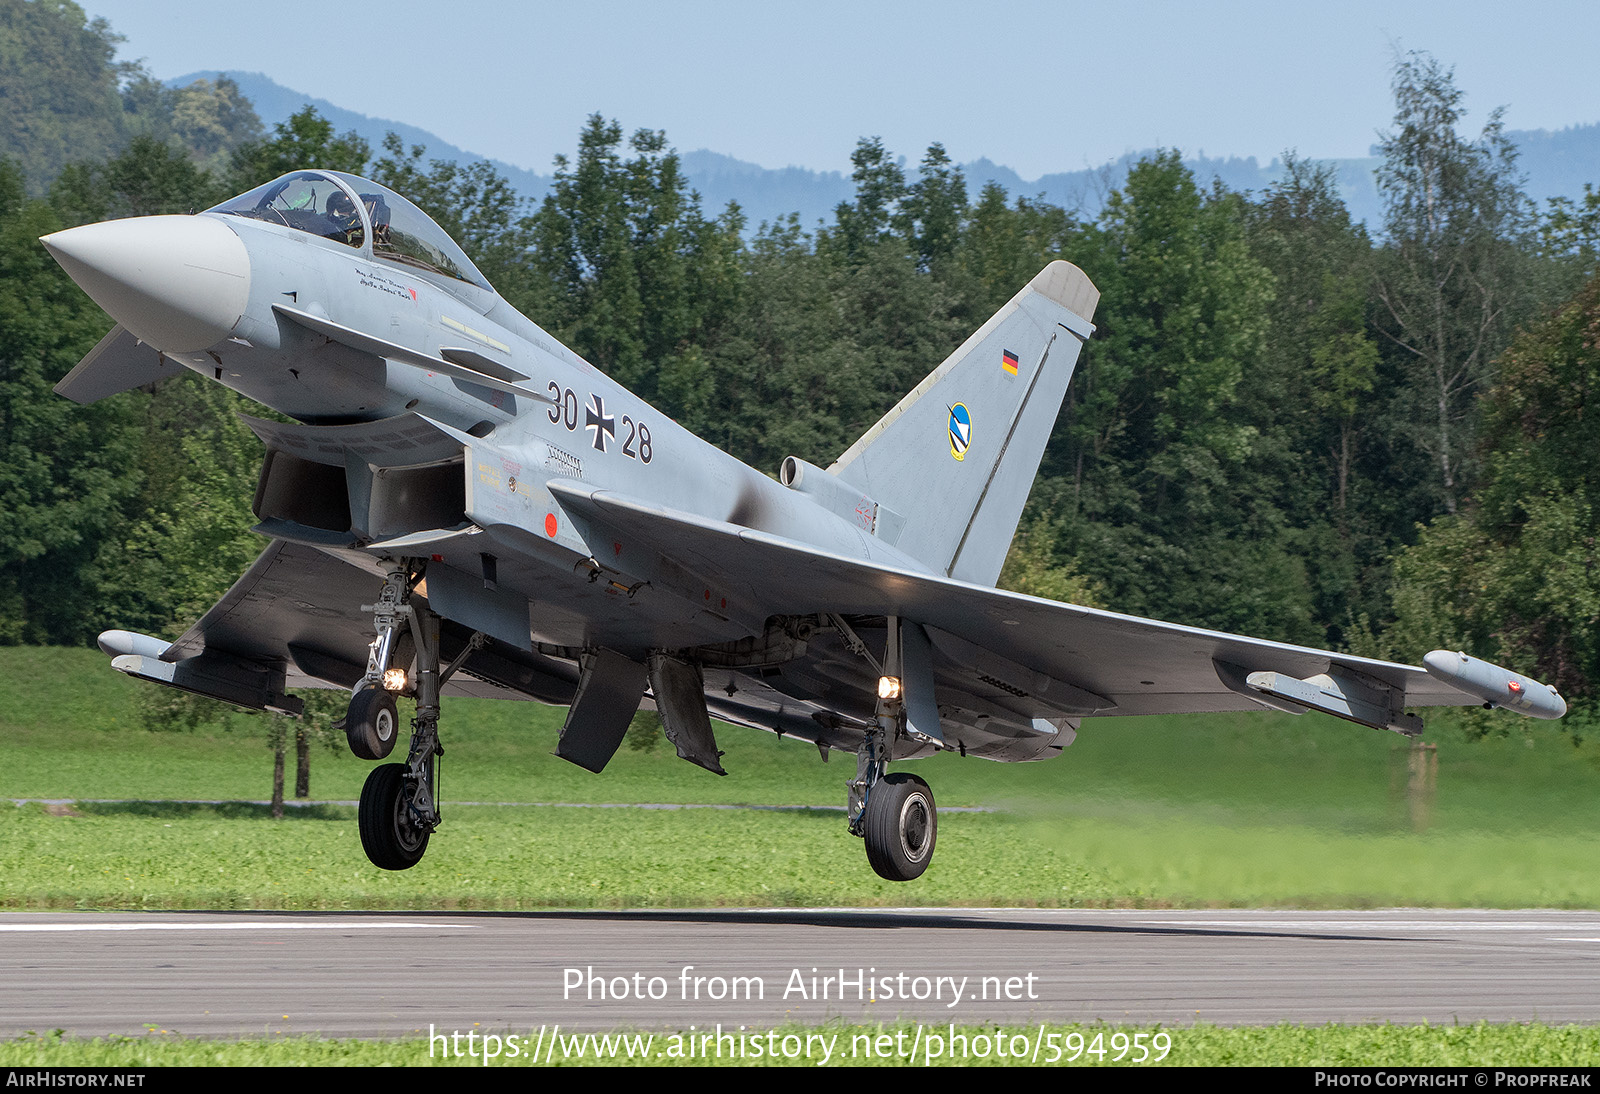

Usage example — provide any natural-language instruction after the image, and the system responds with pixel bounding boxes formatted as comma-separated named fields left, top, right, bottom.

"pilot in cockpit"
left=325, top=190, right=365, bottom=248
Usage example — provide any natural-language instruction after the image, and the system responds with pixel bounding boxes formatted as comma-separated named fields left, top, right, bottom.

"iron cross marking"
left=585, top=394, right=615, bottom=453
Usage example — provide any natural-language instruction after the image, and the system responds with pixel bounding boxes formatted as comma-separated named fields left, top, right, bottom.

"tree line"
left=2, top=24, right=1599, bottom=736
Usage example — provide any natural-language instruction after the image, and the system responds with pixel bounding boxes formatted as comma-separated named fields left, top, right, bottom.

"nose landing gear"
left=345, top=686, right=399, bottom=760
left=348, top=562, right=452, bottom=872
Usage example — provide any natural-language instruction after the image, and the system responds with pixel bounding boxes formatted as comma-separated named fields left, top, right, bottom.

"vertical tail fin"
left=828, top=261, right=1099, bottom=586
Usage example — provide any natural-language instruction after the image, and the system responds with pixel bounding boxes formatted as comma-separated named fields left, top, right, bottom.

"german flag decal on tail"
left=1002, top=349, right=1019, bottom=376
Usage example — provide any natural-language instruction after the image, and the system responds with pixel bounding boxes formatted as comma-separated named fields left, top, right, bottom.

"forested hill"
left=164, top=70, right=557, bottom=208
left=7, top=0, right=1595, bottom=226
left=178, top=69, right=1600, bottom=232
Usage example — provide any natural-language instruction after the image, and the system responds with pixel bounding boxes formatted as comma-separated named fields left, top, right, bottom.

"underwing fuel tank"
left=1422, top=650, right=1567, bottom=720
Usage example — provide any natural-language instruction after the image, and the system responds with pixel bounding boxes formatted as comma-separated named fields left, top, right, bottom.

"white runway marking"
left=0, top=920, right=476, bottom=932
left=1165, top=918, right=1600, bottom=931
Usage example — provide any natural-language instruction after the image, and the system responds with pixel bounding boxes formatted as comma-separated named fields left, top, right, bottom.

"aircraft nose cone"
left=41, top=215, right=250, bottom=353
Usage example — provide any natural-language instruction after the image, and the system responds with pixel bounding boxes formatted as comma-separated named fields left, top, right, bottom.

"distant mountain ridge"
left=180, top=70, right=1600, bottom=233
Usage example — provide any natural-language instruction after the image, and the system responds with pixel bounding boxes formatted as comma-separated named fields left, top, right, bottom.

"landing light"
left=878, top=676, right=902, bottom=700
left=383, top=668, right=408, bottom=692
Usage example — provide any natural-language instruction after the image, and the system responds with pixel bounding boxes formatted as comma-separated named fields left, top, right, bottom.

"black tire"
left=358, top=762, right=429, bottom=870
left=862, top=772, right=936, bottom=881
left=346, top=687, right=399, bottom=760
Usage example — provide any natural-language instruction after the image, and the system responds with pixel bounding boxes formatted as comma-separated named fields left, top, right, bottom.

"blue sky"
left=82, top=0, right=1600, bottom=180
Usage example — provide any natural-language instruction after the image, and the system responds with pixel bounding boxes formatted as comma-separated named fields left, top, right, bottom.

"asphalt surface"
left=5, top=908, right=1600, bottom=1038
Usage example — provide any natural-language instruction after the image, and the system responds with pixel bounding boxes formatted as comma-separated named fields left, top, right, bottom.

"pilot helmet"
left=327, top=190, right=357, bottom=220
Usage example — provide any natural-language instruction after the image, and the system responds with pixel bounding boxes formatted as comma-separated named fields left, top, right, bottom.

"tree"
left=1250, top=156, right=1378, bottom=517
left=532, top=115, right=649, bottom=384
left=896, top=143, right=967, bottom=274
left=0, top=159, right=138, bottom=644
left=1044, top=153, right=1298, bottom=638
left=997, top=517, right=1105, bottom=608
left=0, top=0, right=129, bottom=191
left=265, top=690, right=345, bottom=816
left=167, top=77, right=262, bottom=171
left=528, top=115, right=743, bottom=423
left=1374, top=51, right=1535, bottom=515
left=51, top=134, right=223, bottom=224
left=829, top=137, right=906, bottom=260
left=226, top=106, right=369, bottom=192
left=0, top=4, right=259, bottom=191
left=1542, top=183, right=1600, bottom=289
left=960, top=181, right=1080, bottom=314
left=1389, top=273, right=1600, bottom=718
left=93, top=375, right=264, bottom=638
left=698, top=213, right=853, bottom=466
left=1245, top=156, right=1392, bottom=645
left=1065, top=154, right=1274, bottom=511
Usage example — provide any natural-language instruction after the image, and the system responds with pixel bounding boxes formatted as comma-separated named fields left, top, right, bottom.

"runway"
left=5, top=908, right=1600, bottom=1037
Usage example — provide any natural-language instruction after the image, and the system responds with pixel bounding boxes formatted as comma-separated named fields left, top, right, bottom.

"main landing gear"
left=862, top=773, right=937, bottom=881
left=839, top=615, right=940, bottom=881
left=346, top=562, right=480, bottom=872
left=851, top=728, right=938, bottom=881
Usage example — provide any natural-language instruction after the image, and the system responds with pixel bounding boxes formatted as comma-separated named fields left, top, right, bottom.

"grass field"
left=6, top=1020, right=1600, bottom=1067
left=5, top=646, right=1600, bottom=910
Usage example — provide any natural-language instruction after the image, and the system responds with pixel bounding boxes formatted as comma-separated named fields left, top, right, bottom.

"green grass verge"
left=5, top=646, right=1600, bottom=909
left=0, top=800, right=1124, bottom=909
left=5, top=1021, right=1599, bottom=1066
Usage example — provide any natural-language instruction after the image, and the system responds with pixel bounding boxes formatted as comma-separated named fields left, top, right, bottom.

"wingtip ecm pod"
left=1422, top=650, right=1567, bottom=720
left=97, top=629, right=171, bottom=660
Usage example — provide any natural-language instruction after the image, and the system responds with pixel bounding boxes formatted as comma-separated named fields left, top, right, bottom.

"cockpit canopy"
left=208, top=170, right=493, bottom=292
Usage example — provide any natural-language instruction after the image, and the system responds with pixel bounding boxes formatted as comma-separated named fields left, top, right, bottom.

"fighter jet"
left=40, top=169, right=1567, bottom=881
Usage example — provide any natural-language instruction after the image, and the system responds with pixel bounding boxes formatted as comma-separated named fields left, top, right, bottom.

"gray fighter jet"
left=40, top=169, right=1566, bottom=880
